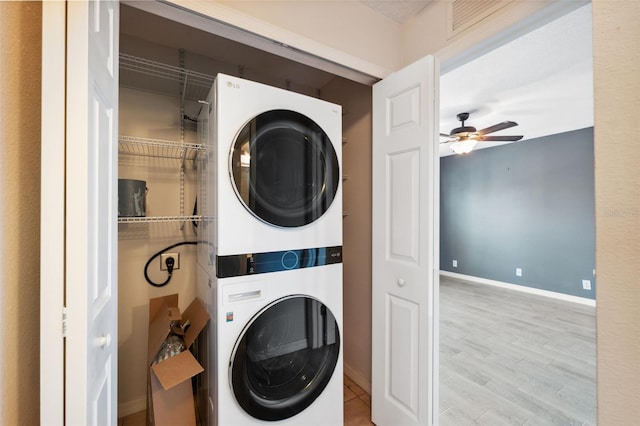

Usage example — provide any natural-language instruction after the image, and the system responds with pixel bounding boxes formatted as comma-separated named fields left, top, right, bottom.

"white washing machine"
left=195, top=75, right=344, bottom=425
left=211, top=73, right=342, bottom=258
left=212, top=263, right=343, bottom=425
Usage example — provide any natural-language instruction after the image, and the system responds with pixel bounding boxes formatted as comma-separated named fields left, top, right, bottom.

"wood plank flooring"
left=439, top=276, right=596, bottom=426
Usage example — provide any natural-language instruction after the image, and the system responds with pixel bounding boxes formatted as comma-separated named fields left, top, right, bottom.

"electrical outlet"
left=582, top=280, right=592, bottom=290
left=452, top=259, right=458, bottom=268
left=160, top=253, right=180, bottom=271
left=516, top=268, right=522, bottom=277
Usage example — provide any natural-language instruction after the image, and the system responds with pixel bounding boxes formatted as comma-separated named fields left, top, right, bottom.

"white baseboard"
left=343, top=362, right=371, bottom=394
left=118, top=396, right=146, bottom=418
left=440, top=271, right=596, bottom=307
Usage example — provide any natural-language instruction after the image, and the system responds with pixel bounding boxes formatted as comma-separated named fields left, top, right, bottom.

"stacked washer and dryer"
left=197, top=74, right=344, bottom=425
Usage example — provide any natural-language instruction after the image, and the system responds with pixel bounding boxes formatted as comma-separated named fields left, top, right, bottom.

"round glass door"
left=230, top=296, right=340, bottom=421
left=230, top=110, right=339, bottom=227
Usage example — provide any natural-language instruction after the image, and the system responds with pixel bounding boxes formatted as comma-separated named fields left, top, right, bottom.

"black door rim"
left=229, top=109, right=340, bottom=228
left=229, top=295, right=341, bottom=421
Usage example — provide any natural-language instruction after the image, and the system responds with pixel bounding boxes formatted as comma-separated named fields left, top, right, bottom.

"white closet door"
left=65, top=1, right=120, bottom=423
left=41, top=1, right=120, bottom=424
left=371, top=55, right=439, bottom=426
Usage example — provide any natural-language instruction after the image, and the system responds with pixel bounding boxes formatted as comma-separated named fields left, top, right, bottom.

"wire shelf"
left=119, top=53, right=215, bottom=101
left=118, top=136, right=205, bottom=161
left=117, top=215, right=202, bottom=224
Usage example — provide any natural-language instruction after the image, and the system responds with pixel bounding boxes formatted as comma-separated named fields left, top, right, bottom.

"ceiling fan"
left=440, top=112, right=523, bottom=154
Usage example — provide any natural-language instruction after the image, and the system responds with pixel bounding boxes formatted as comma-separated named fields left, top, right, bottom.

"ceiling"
left=360, top=0, right=431, bottom=23
left=439, top=3, right=594, bottom=156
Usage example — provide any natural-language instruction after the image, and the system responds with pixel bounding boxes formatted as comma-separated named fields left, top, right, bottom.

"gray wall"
left=440, top=127, right=595, bottom=299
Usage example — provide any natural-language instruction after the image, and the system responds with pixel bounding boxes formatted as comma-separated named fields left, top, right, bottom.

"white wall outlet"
left=516, top=268, right=522, bottom=277
left=160, top=252, right=180, bottom=271
left=452, top=259, right=458, bottom=268
left=582, top=279, right=592, bottom=290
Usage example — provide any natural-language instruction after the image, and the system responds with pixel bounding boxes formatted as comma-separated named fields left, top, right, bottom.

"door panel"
left=387, top=294, right=419, bottom=418
left=388, top=149, right=420, bottom=262
left=65, top=1, right=119, bottom=424
left=388, top=85, right=421, bottom=131
left=372, top=55, right=439, bottom=426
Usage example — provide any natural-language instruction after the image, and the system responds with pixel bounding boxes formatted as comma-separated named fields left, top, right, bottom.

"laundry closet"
left=117, top=3, right=374, bottom=420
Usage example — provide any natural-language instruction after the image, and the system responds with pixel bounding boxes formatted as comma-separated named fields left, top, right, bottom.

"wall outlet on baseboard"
left=452, top=259, right=458, bottom=268
left=582, top=280, right=592, bottom=290
left=516, top=268, right=522, bottom=277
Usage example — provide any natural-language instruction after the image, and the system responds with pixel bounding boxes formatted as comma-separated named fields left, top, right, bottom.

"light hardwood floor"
left=439, top=276, right=596, bottom=426
left=119, top=374, right=372, bottom=425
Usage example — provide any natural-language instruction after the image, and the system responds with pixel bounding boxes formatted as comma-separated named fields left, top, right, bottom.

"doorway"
left=437, top=3, right=596, bottom=424
left=116, top=3, right=374, bottom=420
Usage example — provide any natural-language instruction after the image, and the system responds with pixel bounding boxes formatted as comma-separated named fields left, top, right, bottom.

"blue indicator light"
left=281, top=251, right=300, bottom=269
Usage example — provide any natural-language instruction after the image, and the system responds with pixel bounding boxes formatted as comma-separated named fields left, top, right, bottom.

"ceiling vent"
left=447, top=0, right=513, bottom=39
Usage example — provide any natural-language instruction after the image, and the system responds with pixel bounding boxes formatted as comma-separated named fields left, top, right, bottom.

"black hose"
left=144, top=241, right=197, bottom=287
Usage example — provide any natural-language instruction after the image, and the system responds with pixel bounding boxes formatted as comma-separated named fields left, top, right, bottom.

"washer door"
left=230, top=110, right=340, bottom=227
left=230, top=296, right=340, bottom=421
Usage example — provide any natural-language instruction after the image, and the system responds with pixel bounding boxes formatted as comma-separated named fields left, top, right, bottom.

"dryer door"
left=230, top=295, right=340, bottom=421
left=230, top=110, right=340, bottom=227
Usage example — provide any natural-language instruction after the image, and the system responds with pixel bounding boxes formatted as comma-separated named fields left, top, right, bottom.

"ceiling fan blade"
left=477, top=121, right=518, bottom=135
left=478, top=135, right=523, bottom=142
left=439, top=133, right=458, bottom=144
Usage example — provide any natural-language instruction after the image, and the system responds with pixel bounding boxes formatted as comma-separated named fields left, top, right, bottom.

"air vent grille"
left=448, top=0, right=512, bottom=36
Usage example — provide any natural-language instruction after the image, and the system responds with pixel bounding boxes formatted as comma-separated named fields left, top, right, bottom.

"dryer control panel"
left=216, top=246, right=342, bottom=278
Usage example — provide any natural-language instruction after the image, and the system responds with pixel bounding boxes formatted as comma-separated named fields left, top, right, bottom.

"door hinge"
left=62, top=306, right=68, bottom=338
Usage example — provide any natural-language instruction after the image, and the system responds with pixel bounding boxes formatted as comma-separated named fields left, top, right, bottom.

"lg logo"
left=226, top=81, right=240, bottom=89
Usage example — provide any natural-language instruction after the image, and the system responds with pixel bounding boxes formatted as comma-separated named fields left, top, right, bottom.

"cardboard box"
left=147, top=294, right=210, bottom=426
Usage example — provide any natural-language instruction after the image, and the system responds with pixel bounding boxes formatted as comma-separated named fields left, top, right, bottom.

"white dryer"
left=195, top=75, right=344, bottom=425
left=210, top=74, right=342, bottom=258
left=212, top=262, right=343, bottom=425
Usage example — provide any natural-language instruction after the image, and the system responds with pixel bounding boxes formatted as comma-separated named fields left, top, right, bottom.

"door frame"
left=433, top=2, right=595, bottom=424
left=40, top=2, right=66, bottom=423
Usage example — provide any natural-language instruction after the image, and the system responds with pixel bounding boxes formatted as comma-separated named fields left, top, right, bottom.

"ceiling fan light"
left=450, top=139, right=478, bottom=155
